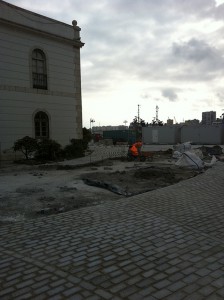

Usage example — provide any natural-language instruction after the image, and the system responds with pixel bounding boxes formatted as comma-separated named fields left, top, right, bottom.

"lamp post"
left=89, top=118, right=95, bottom=162
left=124, top=120, right=129, bottom=144
left=90, top=118, right=95, bottom=133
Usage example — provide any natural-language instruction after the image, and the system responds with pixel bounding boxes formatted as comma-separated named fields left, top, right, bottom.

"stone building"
left=201, top=111, right=216, bottom=125
left=0, top=1, right=84, bottom=158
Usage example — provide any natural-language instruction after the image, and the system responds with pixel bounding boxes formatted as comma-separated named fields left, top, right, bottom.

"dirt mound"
left=82, top=165, right=200, bottom=196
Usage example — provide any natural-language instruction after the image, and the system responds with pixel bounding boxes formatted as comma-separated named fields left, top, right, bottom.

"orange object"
left=130, top=144, right=139, bottom=157
left=134, top=142, right=142, bottom=148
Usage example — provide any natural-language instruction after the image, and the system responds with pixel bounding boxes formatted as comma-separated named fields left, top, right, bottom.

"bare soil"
left=0, top=157, right=200, bottom=224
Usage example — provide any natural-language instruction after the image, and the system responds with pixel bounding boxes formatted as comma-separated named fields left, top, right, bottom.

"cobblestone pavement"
left=0, top=162, right=224, bottom=299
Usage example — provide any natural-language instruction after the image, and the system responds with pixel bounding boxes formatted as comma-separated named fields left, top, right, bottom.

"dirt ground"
left=0, top=155, right=201, bottom=224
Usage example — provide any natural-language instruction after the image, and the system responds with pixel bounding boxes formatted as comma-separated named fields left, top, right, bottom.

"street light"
left=90, top=118, right=95, bottom=132
left=123, top=120, right=129, bottom=144
left=123, top=120, right=128, bottom=127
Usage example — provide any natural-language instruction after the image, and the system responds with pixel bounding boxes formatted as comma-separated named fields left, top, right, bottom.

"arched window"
left=34, top=111, right=49, bottom=139
left=32, top=49, right=47, bottom=89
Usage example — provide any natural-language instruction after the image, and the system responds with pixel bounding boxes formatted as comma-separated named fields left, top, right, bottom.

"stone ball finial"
left=72, top=20, right=78, bottom=27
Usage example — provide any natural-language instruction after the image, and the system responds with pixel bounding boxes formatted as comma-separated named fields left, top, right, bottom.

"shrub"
left=83, top=127, right=92, bottom=146
left=64, top=139, right=87, bottom=159
left=13, top=128, right=91, bottom=162
left=13, top=136, right=38, bottom=160
left=35, top=139, right=62, bottom=161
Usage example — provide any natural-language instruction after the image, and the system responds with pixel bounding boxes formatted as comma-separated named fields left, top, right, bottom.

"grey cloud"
left=216, top=91, right=224, bottom=103
left=10, top=0, right=224, bottom=93
left=214, top=3, right=224, bottom=19
left=162, top=89, right=178, bottom=102
left=106, top=0, right=220, bottom=22
left=141, top=93, right=150, bottom=99
left=171, top=0, right=216, bottom=18
left=172, top=38, right=224, bottom=77
left=173, top=39, right=217, bottom=62
left=8, top=0, right=222, bottom=24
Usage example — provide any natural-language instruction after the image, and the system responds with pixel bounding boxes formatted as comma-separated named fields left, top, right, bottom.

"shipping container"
left=103, top=130, right=137, bottom=144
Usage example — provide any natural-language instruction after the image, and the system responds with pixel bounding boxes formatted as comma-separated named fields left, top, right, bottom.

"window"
left=32, top=49, right=47, bottom=89
left=34, top=112, right=49, bottom=139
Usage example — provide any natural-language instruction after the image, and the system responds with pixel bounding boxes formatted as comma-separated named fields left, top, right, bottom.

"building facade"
left=201, top=111, right=216, bottom=125
left=0, top=1, right=84, bottom=157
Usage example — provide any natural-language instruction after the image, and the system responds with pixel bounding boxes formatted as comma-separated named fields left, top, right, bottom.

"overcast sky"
left=6, top=0, right=224, bottom=127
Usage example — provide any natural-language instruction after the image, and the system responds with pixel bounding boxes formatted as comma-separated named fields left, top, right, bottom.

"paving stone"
left=210, top=269, right=224, bottom=278
left=16, top=279, right=35, bottom=289
left=33, top=285, right=51, bottom=295
left=66, top=294, right=84, bottom=300
left=80, top=281, right=95, bottom=291
left=95, top=289, right=113, bottom=299
left=142, top=269, right=157, bottom=278
left=178, top=292, right=203, bottom=300
left=184, top=283, right=200, bottom=294
left=196, top=268, right=212, bottom=277
left=137, top=277, right=156, bottom=289
left=207, top=294, right=224, bottom=300
left=153, top=279, right=171, bottom=289
left=12, top=287, right=32, bottom=298
left=139, top=286, right=157, bottom=296
left=211, top=278, right=224, bottom=288
left=127, top=275, right=143, bottom=285
left=110, top=282, right=127, bottom=293
left=216, top=288, right=224, bottom=297
left=119, top=285, right=139, bottom=298
left=181, top=266, right=197, bottom=275
left=128, top=267, right=142, bottom=276
left=168, top=280, right=186, bottom=292
left=47, top=286, right=66, bottom=296
left=110, top=269, right=123, bottom=278
left=152, top=288, right=172, bottom=299
left=63, top=286, right=81, bottom=297
left=197, top=275, right=214, bottom=286
left=198, top=286, right=215, bottom=297
left=183, top=274, right=200, bottom=284
left=85, top=296, right=101, bottom=300
left=111, top=273, right=129, bottom=284
left=0, top=287, right=15, bottom=297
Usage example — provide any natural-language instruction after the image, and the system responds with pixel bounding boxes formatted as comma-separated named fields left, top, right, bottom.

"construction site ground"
left=0, top=151, right=201, bottom=224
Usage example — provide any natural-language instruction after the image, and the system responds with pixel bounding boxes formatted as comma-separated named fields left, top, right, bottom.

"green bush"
left=13, top=136, right=38, bottom=160
left=13, top=127, right=91, bottom=162
left=35, top=139, right=62, bottom=161
left=83, top=127, right=92, bottom=145
left=64, top=139, right=88, bottom=159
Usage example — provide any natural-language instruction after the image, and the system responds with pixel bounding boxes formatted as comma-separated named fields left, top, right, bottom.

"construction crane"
left=138, top=104, right=140, bottom=124
left=220, top=110, right=224, bottom=123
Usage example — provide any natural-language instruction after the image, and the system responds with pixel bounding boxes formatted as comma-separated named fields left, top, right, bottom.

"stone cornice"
left=0, top=18, right=85, bottom=48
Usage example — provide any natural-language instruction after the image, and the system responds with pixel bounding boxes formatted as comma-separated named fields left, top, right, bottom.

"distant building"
left=212, top=118, right=223, bottom=125
left=166, top=119, right=173, bottom=125
left=184, top=119, right=200, bottom=125
left=0, top=1, right=84, bottom=157
left=201, top=111, right=216, bottom=125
